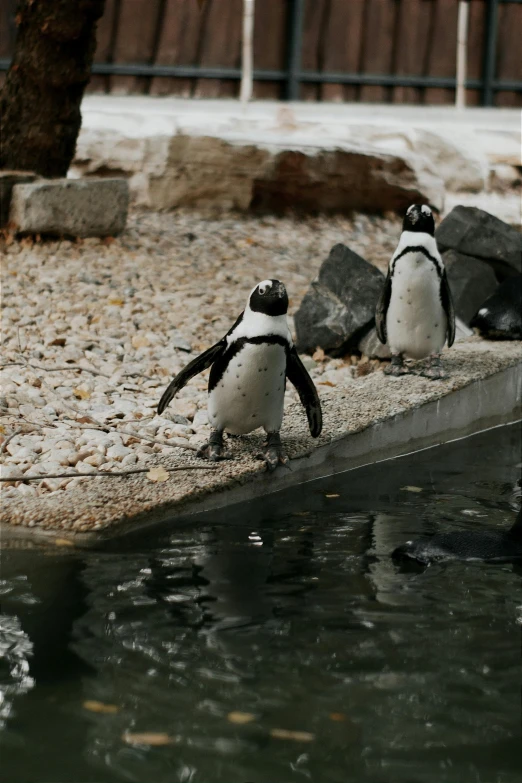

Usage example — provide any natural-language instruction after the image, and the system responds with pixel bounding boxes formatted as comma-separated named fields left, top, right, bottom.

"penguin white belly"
left=386, top=255, right=447, bottom=360
left=208, top=342, right=286, bottom=435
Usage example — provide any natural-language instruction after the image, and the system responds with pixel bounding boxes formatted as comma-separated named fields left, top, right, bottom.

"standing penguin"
left=376, top=204, right=455, bottom=378
left=158, top=279, right=322, bottom=469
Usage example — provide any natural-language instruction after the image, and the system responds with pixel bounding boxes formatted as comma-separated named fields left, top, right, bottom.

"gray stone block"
left=0, top=171, right=37, bottom=228
left=9, top=177, right=129, bottom=237
left=295, top=244, right=385, bottom=356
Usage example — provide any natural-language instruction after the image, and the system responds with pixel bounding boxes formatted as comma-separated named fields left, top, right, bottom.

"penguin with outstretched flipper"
left=158, top=279, right=322, bottom=470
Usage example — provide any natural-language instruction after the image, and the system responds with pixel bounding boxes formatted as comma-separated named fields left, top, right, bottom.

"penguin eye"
left=259, top=286, right=266, bottom=295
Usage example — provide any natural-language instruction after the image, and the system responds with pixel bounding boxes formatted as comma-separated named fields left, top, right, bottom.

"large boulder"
left=294, top=244, right=384, bottom=356
left=436, top=206, right=522, bottom=278
left=470, top=276, right=522, bottom=340
left=141, top=135, right=444, bottom=214
left=443, top=250, right=499, bottom=325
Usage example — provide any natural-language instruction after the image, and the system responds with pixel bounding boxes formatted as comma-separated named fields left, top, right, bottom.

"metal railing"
left=1, top=0, right=520, bottom=105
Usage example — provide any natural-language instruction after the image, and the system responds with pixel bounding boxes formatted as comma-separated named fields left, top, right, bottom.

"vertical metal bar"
left=286, top=0, right=305, bottom=101
left=456, top=0, right=469, bottom=109
left=149, top=0, right=168, bottom=94
left=107, top=0, right=122, bottom=93
left=482, top=0, right=499, bottom=106
left=240, top=0, right=255, bottom=103
left=150, top=0, right=168, bottom=65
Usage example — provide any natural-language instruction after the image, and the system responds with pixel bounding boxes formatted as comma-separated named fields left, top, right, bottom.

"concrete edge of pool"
left=1, top=343, right=521, bottom=546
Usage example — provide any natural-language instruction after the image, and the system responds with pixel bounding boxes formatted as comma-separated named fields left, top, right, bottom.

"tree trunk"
left=0, top=0, right=106, bottom=177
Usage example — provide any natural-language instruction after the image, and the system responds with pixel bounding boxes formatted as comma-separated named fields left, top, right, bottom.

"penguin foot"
left=419, top=356, right=446, bottom=380
left=257, top=432, right=289, bottom=472
left=197, top=430, right=228, bottom=461
left=384, top=355, right=408, bottom=376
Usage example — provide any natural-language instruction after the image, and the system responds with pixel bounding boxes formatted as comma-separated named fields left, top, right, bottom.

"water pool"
left=1, top=422, right=520, bottom=783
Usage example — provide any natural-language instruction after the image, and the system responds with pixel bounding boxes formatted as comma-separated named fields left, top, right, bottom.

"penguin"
left=470, top=274, right=522, bottom=340
left=392, top=509, right=522, bottom=565
left=157, top=279, right=322, bottom=470
left=392, top=480, right=522, bottom=565
left=376, top=204, right=455, bottom=379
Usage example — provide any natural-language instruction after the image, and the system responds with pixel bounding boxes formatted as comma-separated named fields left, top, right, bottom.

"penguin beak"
left=274, top=281, right=287, bottom=299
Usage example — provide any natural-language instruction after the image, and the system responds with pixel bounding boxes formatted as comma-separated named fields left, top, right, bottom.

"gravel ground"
left=1, top=208, right=398, bottom=498
left=1, top=207, right=521, bottom=537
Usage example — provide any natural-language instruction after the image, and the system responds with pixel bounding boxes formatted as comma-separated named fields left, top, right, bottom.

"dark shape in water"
left=470, top=275, right=522, bottom=340
left=393, top=508, right=522, bottom=565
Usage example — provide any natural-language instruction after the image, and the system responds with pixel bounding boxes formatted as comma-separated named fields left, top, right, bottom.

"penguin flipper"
left=286, top=347, right=323, bottom=437
left=440, top=270, right=456, bottom=348
left=158, top=341, right=225, bottom=414
left=375, top=270, right=392, bottom=344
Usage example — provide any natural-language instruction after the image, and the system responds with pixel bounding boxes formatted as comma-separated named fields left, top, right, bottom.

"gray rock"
left=443, top=250, right=499, bottom=325
left=358, top=327, right=392, bottom=359
left=9, top=177, right=129, bottom=237
left=436, top=206, right=522, bottom=278
left=295, top=244, right=384, bottom=356
left=0, top=171, right=37, bottom=227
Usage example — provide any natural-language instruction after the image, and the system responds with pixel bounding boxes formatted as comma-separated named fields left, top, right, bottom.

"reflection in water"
left=0, top=614, right=34, bottom=727
left=0, top=553, right=96, bottom=781
left=0, top=423, right=521, bottom=783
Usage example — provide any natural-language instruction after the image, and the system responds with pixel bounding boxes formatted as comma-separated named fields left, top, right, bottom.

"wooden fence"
left=1, top=0, right=521, bottom=106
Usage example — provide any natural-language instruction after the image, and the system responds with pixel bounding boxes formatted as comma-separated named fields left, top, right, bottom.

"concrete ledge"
left=2, top=339, right=521, bottom=543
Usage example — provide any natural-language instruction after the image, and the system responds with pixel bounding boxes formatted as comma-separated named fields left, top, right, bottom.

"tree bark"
left=0, top=0, right=106, bottom=177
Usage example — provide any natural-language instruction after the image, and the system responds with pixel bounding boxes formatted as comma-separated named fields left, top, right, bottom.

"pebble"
left=1, top=465, right=25, bottom=484
left=40, top=478, right=63, bottom=492
left=160, top=411, right=191, bottom=426
left=41, top=449, right=75, bottom=466
left=106, top=444, right=132, bottom=461
left=83, top=453, right=106, bottom=468
left=75, top=461, right=98, bottom=474
left=192, top=410, right=210, bottom=427
left=173, top=400, right=197, bottom=421
left=11, top=448, right=38, bottom=463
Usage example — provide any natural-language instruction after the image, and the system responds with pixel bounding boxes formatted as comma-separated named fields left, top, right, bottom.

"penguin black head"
left=248, top=279, right=289, bottom=317
left=403, top=204, right=435, bottom=236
